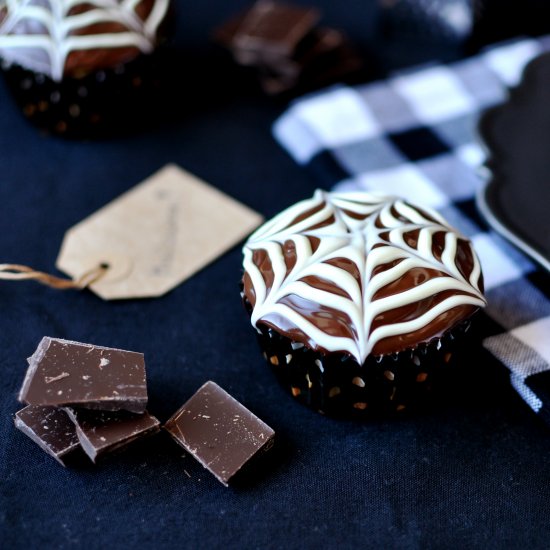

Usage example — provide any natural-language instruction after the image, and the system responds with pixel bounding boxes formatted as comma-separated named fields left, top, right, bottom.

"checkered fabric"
left=273, top=37, right=550, bottom=426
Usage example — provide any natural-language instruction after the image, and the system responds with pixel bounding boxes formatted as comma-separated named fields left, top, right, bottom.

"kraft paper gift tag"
left=56, top=164, right=264, bottom=300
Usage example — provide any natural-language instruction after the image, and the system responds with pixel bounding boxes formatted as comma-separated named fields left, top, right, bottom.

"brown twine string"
left=0, top=263, right=108, bottom=290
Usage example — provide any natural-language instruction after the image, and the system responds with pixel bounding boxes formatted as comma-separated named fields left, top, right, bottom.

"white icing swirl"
left=0, top=0, right=169, bottom=81
left=243, top=190, right=486, bottom=363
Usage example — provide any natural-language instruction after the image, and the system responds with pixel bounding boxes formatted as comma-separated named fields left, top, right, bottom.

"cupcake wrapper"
left=1, top=51, right=167, bottom=138
left=245, top=292, right=475, bottom=417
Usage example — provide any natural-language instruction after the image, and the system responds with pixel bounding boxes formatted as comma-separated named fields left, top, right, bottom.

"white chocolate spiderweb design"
left=243, top=190, right=486, bottom=363
left=0, top=0, right=169, bottom=81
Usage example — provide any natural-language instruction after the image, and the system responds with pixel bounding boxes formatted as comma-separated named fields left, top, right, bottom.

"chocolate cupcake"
left=0, top=0, right=171, bottom=137
left=242, top=190, right=486, bottom=416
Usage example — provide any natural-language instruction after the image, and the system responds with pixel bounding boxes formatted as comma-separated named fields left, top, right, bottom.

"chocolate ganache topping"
left=0, top=0, right=170, bottom=81
left=242, top=190, right=486, bottom=362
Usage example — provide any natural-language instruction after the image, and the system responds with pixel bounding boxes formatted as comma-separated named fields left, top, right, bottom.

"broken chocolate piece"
left=214, top=2, right=319, bottom=67
left=18, top=337, right=148, bottom=413
left=14, top=405, right=80, bottom=466
left=63, top=407, right=160, bottom=463
left=231, top=0, right=320, bottom=60
left=213, top=2, right=363, bottom=97
left=164, top=381, right=275, bottom=486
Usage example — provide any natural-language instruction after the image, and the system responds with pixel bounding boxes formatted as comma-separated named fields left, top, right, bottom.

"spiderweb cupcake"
left=242, top=190, right=486, bottom=417
left=0, top=0, right=171, bottom=137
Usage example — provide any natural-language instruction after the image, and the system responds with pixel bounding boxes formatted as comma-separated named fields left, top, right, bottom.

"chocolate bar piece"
left=164, top=381, right=275, bottom=486
left=14, top=405, right=80, bottom=466
left=213, top=2, right=363, bottom=97
left=231, top=0, right=320, bottom=60
left=63, top=407, right=160, bottom=463
left=214, top=2, right=319, bottom=66
left=18, top=337, right=148, bottom=413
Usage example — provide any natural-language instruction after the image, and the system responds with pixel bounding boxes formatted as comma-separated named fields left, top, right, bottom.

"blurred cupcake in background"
left=0, top=0, right=172, bottom=138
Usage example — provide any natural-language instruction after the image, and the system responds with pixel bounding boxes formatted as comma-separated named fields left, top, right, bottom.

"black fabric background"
left=1, top=1, right=550, bottom=548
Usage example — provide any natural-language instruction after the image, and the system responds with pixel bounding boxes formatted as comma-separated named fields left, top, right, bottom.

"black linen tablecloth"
left=1, top=1, right=550, bottom=548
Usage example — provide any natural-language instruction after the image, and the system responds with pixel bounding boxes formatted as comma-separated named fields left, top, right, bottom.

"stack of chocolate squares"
left=14, top=337, right=277, bottom=486
left=15, top=337, right=160, bottom=465
left=214, top=0, right=363, bottom=95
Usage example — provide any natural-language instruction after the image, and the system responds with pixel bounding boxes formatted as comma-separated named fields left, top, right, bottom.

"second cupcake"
left=0, top=0, right=172, bottom=137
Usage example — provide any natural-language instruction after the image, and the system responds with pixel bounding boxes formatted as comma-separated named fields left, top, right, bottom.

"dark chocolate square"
left=164, top=381, right=275, bottom=486
left=63, top=407, right=160, bottom=463
left=14, top=405, right=80, bottom=466
left=232, top=0, right=321, bottom=58
left=18, top=337, right=148, bottom=413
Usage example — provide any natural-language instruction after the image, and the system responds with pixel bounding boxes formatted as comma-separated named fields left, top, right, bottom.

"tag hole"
left=100, top=262, right=110, bottom=270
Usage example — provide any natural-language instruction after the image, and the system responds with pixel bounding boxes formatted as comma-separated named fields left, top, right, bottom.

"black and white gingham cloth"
left=273, top=37, right=550, bottom=425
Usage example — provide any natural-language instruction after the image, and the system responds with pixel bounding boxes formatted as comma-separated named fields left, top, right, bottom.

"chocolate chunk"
left=18, top=337, right=148, bottom=413
left=213, top=2, right=363, bottom=96
left=14, top=405, right=80, bottom=466
left=164, top=381, right=275, bottom=486
left=63, top=407, right=160, bottom=463
left=231, top=0, right=320, bottom=60
left=214, top=3, right=319, bottom=66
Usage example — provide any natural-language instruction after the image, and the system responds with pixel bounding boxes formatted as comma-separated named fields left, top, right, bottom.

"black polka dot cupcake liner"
left=247, top=299, right=475, bottom=418
left=1, top=51, right=167, bottom=139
